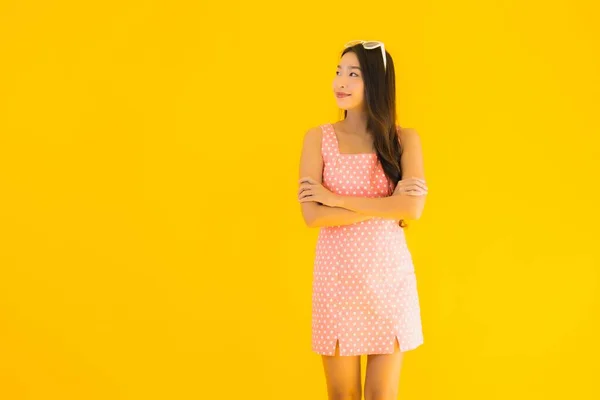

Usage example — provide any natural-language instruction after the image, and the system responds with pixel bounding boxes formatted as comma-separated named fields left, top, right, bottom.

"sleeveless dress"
left=311, top=122, right=424, bottom=356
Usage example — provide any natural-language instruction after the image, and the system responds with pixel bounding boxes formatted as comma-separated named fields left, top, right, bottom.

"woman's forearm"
left=336, top=194, right=418, bottom=220
left=310, top=203, right=375, bottom=227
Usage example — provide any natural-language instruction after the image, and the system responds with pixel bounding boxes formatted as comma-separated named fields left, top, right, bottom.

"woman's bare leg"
left=363, top=337, right=404, bottom=400
left=321, top=339, right=362, bottom=400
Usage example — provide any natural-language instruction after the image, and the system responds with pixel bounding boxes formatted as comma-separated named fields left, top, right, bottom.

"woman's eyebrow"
left=337, top=65, right=362, bottom=71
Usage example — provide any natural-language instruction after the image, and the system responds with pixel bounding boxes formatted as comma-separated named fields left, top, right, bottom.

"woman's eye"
left=336, top=71, right=359, bottom=77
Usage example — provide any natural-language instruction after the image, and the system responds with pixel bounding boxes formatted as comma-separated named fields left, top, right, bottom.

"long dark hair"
left=339, top=44, right=408, bottom=228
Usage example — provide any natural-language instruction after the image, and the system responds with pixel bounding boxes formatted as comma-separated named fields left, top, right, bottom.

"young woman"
left=298, top=40, right=428, bottom=400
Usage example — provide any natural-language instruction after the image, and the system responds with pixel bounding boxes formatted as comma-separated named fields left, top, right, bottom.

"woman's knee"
left=364, top=387, right=398, bottom=400
left=328, top=386, right=362, bottom=400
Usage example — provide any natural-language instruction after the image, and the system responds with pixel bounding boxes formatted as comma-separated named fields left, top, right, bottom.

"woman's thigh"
left=321, top=339, right=362, bottom=400
left=364, top=337, right=404, bottom=400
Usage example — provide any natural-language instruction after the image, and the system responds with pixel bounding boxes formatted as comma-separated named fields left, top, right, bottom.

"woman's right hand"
left=393, top=177, right=428, bottom=196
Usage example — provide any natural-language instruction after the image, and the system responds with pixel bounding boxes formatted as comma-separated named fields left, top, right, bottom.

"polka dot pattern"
left=311, top=123, right=424, bottom=356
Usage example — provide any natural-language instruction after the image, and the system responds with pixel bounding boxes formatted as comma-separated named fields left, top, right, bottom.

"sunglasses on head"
left=344, top=40, right=387, bottom=71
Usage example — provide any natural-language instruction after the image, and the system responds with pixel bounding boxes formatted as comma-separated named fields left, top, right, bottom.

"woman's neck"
left=341, top=110, right=369, bottom=136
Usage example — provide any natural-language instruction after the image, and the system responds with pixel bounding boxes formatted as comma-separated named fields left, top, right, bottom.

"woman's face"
left=332, top=51, right=364, bottom=111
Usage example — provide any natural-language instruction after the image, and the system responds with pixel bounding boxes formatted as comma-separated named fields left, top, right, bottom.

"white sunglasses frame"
left=343, top=40, right=387, bottom=71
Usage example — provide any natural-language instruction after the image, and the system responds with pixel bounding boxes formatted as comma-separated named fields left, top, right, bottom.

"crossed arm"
left=299, top=126, right=427, bottom=228
left=304, top=195, right=417, bottom=228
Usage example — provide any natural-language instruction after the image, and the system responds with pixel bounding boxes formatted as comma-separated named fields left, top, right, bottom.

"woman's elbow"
left=301, top=204, right=320, bottom=228
left=304, top=216, right=317, bottom=228
left=411, top=204, right=425, bottom=220
left=402, top=199, right=425, bottom=220
left=396, top=197, right=424, bottom=220
left=306, top=217, right=322, bottom=228
left=300, top=212, right=313, bottom=227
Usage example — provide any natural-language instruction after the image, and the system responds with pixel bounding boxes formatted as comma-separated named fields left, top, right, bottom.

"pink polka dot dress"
left=311, top=123, right=424, bottom=356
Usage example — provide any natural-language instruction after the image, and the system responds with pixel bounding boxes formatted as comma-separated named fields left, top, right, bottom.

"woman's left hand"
left=298, top=177, right=340, bottom=207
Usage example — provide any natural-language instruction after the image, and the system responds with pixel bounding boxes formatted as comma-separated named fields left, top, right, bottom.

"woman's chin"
left=335, top=100, right=355, bottom=109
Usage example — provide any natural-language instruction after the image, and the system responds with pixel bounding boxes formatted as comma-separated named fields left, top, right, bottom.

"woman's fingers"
left=298, top=188, right=312, bottom=199
left=298, top=182, right=314, bottom=196
left=299, top=189, right=311, bottom=198
left=404, top=180, right=428, bottom=191
left=395, top=180, right=428, bottom=194
left=396, top=183, right=428, bottom=195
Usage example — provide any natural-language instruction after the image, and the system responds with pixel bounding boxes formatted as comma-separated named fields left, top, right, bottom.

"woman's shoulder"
left=302, top=123, right=330, bottom=149
left=396, top=125, right=419, bottom=144
left=305, top=123, right=328, bottom=138
left=307, top=121, right=338, bottom=139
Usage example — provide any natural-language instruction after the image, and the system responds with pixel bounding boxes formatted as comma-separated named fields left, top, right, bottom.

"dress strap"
left=320, top=123, right=339, bottom=163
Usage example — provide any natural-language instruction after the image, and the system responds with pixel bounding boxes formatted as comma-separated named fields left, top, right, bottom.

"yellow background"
left=1, top=1, right=599, bottom=399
